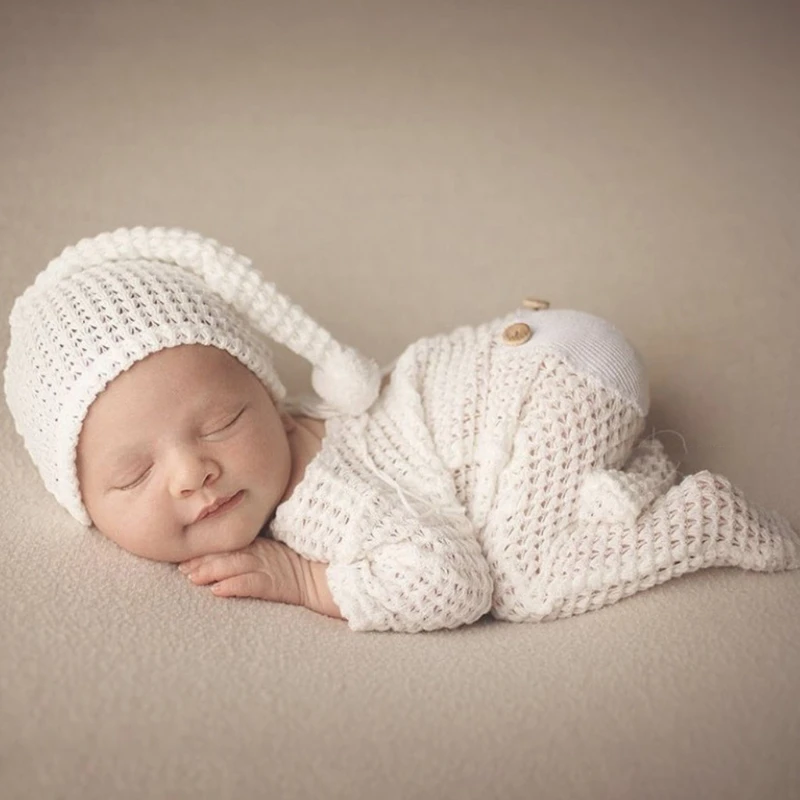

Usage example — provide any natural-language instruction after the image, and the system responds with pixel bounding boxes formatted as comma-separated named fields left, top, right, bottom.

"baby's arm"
left=272, top=480, right=494, bottom=633
left=325, top=507, right=493, bottom=633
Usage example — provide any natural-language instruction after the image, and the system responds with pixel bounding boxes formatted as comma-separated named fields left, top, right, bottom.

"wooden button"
left=523, top=297, right=550, bottom=311
left=502, top=322, right=532, bottom=345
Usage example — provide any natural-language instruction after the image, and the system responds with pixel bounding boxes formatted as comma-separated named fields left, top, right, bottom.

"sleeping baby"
left=5, top=227, right=798, bottom=632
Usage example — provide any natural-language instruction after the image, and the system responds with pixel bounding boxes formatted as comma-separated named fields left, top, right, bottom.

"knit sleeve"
left=270, top=438, right=494, bottom=633
left=324, top=489, right=493, bottom=633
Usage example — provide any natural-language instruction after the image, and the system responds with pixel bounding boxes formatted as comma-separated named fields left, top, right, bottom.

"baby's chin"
left=94, top=519, right=264, bottom=564
left=173, top=520, right=264, bottom=563
left=186, top=526, right=263, bottom=561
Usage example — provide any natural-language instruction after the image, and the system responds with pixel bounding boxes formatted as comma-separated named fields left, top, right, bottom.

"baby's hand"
left=178, top=538, right=342, bottom=619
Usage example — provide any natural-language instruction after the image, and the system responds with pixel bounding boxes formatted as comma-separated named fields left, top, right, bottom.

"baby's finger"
left=178, top=554, right=215, bottom=573
left=186, top=552, right=260, bottom=585
left=210, top=572, right=273, bottom=599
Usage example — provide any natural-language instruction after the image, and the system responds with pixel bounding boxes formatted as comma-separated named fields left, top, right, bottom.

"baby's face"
left=76, top=345, right=292, bottom=563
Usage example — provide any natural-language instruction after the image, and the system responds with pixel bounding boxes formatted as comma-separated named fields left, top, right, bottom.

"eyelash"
left=115, top=407, right=246, bottom=491
left=203, top=407, right=245, bottom=437
left=118, top=466, right=151, bottom=491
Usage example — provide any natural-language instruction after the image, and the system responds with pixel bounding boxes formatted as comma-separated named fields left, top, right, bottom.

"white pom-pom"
left=311, top=347, right=381, bottom=415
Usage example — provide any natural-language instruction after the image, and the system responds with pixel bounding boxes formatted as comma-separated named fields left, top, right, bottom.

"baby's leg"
left=480, top=354, right=646, bottom=621
left=503, top=470, right=800, bottom=623
left=577, top=437, right=678, bottom=525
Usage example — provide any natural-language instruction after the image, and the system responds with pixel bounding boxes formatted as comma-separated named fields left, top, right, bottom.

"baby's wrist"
left=303, top=558, right=343, bottom=620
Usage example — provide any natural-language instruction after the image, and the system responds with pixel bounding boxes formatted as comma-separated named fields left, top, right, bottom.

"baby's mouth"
left=193, top=491, right=244, bottom=523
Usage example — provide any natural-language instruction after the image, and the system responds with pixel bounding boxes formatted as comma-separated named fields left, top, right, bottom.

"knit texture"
left=270, top=309, right=800, bottom=632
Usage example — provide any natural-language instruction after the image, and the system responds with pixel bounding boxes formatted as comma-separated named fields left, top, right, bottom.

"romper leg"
left=512, top=470, right=800, bottom=623
left=577, top=437, right=679, bottom=525
left=480, top=354, right=646, bottom=621
left=481, top=354, right=799, bottom=624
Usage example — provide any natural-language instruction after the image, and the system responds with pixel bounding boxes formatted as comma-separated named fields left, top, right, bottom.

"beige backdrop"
left=2, top=2, right=799, bottom=799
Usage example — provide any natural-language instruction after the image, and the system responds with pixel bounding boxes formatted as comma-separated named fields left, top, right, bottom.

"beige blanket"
left=2, top=2, right=799, bottom=798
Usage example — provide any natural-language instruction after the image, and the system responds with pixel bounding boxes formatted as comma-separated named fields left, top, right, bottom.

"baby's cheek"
left=235, top=434, right=278, bottom=480
left=105, top=492, right=181, bottom=561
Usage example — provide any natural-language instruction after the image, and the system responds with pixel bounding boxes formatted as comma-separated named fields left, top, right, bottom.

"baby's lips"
left=192, top=490, right=242, bottom=524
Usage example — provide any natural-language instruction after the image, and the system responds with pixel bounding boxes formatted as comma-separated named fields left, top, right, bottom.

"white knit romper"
left=271, top=308, right=799, bottom=632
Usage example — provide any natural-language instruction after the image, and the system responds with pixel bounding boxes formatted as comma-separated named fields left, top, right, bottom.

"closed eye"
left=116, top=465, right=152, bottom=491
left=204, top=406, right=246, bottom=437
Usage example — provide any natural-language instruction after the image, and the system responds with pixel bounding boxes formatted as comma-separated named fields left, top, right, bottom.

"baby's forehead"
left=89, top=345, right=257, bottom=421
left=146, top=343, right=245, bottom=369
left=117, top=344, right=250, bottom=386
left=79, top=346, right=263, bottom=453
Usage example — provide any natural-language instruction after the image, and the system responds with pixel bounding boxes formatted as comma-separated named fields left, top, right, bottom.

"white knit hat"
left=3, top=226, right=381, bottom=525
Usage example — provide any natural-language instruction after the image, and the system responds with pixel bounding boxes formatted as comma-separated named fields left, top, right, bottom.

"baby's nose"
left=169, top=451, right=220, bottom=496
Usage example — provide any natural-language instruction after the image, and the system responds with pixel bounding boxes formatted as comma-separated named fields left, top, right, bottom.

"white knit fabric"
left=270, top=309, right=800, bottom=632
left=3, top=227, right=381, bottom=525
